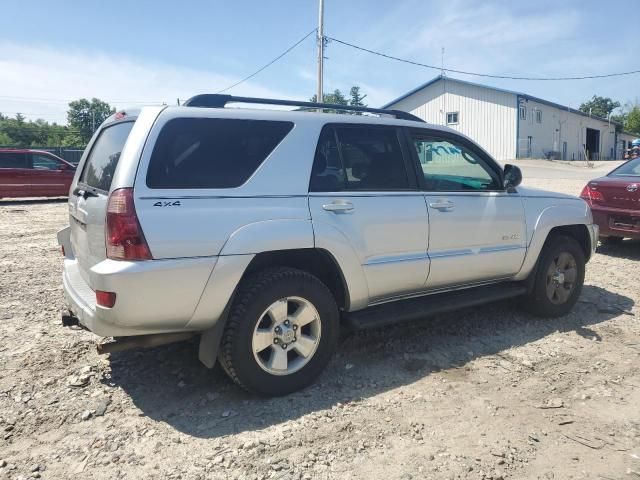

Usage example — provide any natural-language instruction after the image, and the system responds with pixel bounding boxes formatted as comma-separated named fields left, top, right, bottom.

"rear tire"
left=523, top=234, right=585, bottom=318
left=219, top=267, right=339, bottom=396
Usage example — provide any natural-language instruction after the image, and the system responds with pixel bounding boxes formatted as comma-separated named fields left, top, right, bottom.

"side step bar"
left=343, top=282, right=527, bottom=330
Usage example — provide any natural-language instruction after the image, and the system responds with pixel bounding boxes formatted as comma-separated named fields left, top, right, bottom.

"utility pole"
left=317, top=0, right=324, bottom=105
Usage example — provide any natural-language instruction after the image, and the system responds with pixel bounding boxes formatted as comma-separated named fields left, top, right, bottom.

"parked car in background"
left=0, top=149, right=76, bottom=198
left=581, top=157, right=640, bottom=243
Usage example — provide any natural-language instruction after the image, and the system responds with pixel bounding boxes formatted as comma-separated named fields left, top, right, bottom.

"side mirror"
left=503, top=164, right=522, bottom=191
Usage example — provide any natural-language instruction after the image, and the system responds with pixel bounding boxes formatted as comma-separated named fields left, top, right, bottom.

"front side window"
left=446, top=112, right=459, bottom=125
left=410, top=132, right=500, bottom=191
left=80, top=121, right=134, bottom=191
left=0, top=152, right=27, bottom=169
left=32, top=154, right=62, bottom=170
left=146, top=118, right=293, bottom=189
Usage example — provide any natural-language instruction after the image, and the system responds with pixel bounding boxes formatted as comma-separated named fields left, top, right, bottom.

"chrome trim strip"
left=428, top=245, right=525, bottom=259
left=364, top=253, right=429, bottom=266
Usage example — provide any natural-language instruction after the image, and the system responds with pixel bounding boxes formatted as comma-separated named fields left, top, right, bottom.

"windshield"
left=609, top=158, right=640, bottom=177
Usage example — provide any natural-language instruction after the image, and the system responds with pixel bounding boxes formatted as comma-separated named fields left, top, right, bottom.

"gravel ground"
left=1, top=172, right=639, bottom=480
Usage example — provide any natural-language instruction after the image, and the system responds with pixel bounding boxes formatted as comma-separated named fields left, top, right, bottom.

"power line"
left=216, top=28, right=317, bottom=94
left=0, top=95, right=167, bottom=105
left=326, top=36, right=640, bottom=81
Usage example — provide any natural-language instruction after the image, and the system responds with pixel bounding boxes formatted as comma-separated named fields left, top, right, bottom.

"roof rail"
left=182, top=94, right=424, bottom=122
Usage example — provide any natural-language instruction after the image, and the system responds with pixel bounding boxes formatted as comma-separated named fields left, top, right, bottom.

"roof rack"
left=182, top=94, right=424, bottom=122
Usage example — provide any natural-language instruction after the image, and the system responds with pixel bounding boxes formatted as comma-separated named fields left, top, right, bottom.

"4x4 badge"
left=153, top=201, right=181, bottom=207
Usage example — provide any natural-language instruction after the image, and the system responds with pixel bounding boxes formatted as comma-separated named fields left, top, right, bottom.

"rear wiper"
left=72, top=187, right=98, bottom=199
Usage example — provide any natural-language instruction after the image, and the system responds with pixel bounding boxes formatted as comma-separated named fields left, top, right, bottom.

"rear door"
left=407, top=128, right=526, bottom=289
left=0, top=152, right=30, bottom=197
left=69, top=120, right=135, bottom=282
left=308, top=124, right=429, bottom=303
left=29, top=153, right=73, bottom=197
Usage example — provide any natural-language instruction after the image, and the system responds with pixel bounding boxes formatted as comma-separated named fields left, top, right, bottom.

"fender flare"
left=514, top=203, right=592, bottom=281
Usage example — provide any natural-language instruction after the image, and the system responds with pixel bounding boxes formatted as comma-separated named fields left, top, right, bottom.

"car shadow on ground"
left=0, top=197, right=67, bottom=206
left=104, top=284, right=633, bottom=439
left=597, top=239, right=640, bottom=261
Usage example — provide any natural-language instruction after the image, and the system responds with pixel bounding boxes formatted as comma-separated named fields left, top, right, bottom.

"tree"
left=625, top=105, right=640, bottom=135
left=579, top=95, right=620, bottom=119
left=310, top=87, right=366, bottom=114
left=349, top=86, right=367, bottom=108
left=67, top=98, right=115, bottom=144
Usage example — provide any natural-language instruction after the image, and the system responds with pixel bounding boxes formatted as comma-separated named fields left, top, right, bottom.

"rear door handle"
left=429, top=200, right=455, bottom=211
left=322, top=201, right=354, bottom=213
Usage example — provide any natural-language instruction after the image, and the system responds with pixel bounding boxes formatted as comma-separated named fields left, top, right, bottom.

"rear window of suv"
left=79, top=121, right=135, bottom=191
left=146, top=118, right=293, bottom=189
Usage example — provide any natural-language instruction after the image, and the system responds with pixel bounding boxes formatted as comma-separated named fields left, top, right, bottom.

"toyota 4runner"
left=58, top=95, right=598, bottom=396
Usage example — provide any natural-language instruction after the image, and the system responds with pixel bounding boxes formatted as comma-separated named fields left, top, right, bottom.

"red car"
left=0, top=149, right=76, bottom=198
left=581, top=157, right=640, bottom=242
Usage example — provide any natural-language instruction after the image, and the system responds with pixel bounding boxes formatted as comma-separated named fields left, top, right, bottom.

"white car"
left=58, top=95, right=597, bottom=396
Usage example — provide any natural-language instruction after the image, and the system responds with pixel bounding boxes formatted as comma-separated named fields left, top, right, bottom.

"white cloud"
left=0, top=43, right=302, bottom=123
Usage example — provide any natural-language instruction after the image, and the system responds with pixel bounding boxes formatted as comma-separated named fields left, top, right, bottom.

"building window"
left=535, top=110, right=542, bottom=124
left=519, top=105, right=526, bottom=121
left=446, top=112, right=459, bottom=125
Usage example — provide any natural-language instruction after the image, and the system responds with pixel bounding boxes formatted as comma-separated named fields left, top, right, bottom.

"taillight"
left=106, top=188, right=152, bottom=260
left=580, top=184, right=604, bottom=204
left=96, top=290, right=117, bottom=308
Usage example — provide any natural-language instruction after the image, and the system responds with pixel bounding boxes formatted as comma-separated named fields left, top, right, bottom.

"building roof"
left=381, top=75, right=623, bottom=127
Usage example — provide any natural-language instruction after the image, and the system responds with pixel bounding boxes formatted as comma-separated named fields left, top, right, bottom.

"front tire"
left=219, top=267, right=339, bottom=396
left=524, top=234, right=585, bottom=318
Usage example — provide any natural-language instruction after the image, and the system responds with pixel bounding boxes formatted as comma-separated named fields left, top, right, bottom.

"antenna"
left=441, top=47, right=446, bottom=77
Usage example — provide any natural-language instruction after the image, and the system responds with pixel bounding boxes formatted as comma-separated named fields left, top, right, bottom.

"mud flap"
left=198, top=321, right=226, bottom=368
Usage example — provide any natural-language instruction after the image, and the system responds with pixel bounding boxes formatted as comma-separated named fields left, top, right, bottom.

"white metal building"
left=383, top=76, right=631, bottom=161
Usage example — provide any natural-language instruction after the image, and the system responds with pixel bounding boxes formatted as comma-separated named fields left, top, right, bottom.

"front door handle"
left=322, top=201, right=354, bottom=213
left=429, top=200, right=455, bottom=211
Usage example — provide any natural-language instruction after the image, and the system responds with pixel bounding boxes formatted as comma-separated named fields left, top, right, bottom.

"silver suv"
left=58, top=95, right=598, bottom=396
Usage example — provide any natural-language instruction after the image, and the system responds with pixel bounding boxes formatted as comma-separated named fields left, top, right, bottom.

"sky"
left=0, top=0, right=638, bottom=124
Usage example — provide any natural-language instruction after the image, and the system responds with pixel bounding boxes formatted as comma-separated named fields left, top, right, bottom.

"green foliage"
left=625, top=105, right=640, bottom=135
left=67, top=98, right=115, bottom=144
left=349, top=86, right=366, bottom=107
left=578, top=95, right=621, bottom=119
left=0, top=97, right=114, bottom=148
left=310, top=86, right=366, bottom=114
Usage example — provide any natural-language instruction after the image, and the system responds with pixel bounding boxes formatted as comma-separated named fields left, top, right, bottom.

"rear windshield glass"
left=79, top=121, right=134, bottom=191
left=610, top=158, right=640, bottom=176
left=146, top=118, right=293, bottom=189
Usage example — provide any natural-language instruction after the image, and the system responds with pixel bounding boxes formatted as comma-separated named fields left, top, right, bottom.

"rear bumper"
left=62, top=256, right=217, bottom=337
left=591, top=205, right=640, bottom=239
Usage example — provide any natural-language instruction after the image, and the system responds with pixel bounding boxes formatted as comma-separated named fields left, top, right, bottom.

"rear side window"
left=309, top=125, right=410, bottom=191
left=146, top=118, right=294, bottom=189
left=80, top=121, right=134, bottom=191
left=0, top=152, right=27, bottom=168
left=32, top=154, right=62, bottom=170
